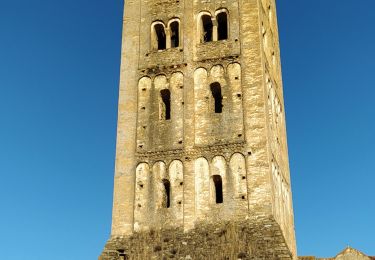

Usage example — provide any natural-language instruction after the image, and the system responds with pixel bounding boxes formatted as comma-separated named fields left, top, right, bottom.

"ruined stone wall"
left=104, top=0, right=297, bottom=258
left=100, top=217, right=293, bottom=260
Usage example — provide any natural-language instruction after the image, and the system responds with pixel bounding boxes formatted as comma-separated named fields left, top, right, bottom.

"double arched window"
left=151, top=19, right=181, bottom=51
left=198, top=9, right=229, bottom=43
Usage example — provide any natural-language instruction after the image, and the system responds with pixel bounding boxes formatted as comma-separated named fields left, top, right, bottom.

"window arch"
left=160, top=89, right=171, bottom=120
left=210, top=82, right=223, bottom=113
left=212, top=175, right=223, bottom=204
left=216, top=10, right=228, bottom=40
left=199, top=13, right=213, bottom=43
left=152, top=22, right=166, bottom=50
left=169, top=19, right=180, bottom=48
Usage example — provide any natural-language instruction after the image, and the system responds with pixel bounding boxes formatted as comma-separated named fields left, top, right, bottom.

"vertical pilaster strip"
left=111, top=0, right=141, bottom=236
left=239, top=0, right=272, bottom=215
left=182, top=0, right=196, bottom=231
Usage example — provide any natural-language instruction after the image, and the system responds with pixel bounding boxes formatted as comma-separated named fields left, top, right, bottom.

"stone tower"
left=100, top=0, right=297, bottom=259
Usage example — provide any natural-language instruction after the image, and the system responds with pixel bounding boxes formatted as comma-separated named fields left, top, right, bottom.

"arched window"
left=210, top=82, right=223, bottom=113
left=212, top=175, right=223, bottom=204
left=201, top=14, right=213, bottom=42
left=160, top=89, right=171, bottom=120
left=152, top=23, right=166, bottom=50
left=169, top=20, right=180, bottom=48
left=216, top=11, right=228, bottom=40
left=162, top=179, right=171, bottom=208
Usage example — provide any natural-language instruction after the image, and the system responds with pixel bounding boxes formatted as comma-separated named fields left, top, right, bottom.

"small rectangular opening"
left=160, top=89, right=171, bottom=120
left=210, top=82, right=223, bottom=113
left=212, top=175, right=223, bottom=204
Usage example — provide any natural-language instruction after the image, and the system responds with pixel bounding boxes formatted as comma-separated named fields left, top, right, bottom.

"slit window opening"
left=210, top=82, right=223, bottom=113
left=170, top=21, right=180, bottom=48
left=154, top=24, right=166, bottom=50
left=160, top=89, right=171, bottom=120
left=162, top=179, right=171, bottom=208
left=201, top=15, right=213, bottom=42
left=212, top=175, right=223, bottom=204
left=217, top=12, right=228, bottom=40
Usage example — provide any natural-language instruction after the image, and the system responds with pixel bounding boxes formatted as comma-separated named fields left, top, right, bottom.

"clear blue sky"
left=0, top=0, right=373, bottom=259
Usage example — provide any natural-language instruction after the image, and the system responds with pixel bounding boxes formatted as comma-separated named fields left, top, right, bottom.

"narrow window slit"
left=210, top=82, right=223, bottom=113
left=162, top=179, right=171, bottom=208
left=212, top=175, right=223, bottom=204
left=160, top=89, right=171, bottom=120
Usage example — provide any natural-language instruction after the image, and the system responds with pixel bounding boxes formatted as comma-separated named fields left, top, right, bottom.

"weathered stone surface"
left=102, top=0, right=297, bottom=259
left=100, top=217, right=293, bottom=260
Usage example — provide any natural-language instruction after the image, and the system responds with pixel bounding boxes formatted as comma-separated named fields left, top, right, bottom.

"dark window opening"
left=160, top=89, right=171, bottom=120
left=201, top=15, right=213, bottom=42
left=217, top=12, right=228, bottom=40
left=212, top=175, right=223, bottom=204
left=170, top=21, right=179, bottom=48
left=162, top=179, right=171, bottom=208
left=117, top=250, right=128, bottom=260
left=154, top=24, right=166, bottom=50
left=210, top=82, right=223, bottom=113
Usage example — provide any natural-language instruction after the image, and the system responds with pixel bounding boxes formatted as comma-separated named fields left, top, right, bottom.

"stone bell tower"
left=100, top=0, right=297, bottom=259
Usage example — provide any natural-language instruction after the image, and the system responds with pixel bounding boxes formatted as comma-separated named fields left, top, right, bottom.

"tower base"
left=99, top=216, right=294, bottom=260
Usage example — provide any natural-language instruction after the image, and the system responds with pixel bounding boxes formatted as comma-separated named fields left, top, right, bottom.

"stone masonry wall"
left=106, top=0, right=297, bottom=258
left=100, top=216, right=293, bottom=260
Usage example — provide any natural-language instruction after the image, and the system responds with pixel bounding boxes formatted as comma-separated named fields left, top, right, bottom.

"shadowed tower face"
left=100, top=0, right=297, bottom=259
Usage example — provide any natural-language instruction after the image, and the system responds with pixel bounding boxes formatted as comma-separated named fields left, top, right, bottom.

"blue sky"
left=0, top=0, right=374, bottom=259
